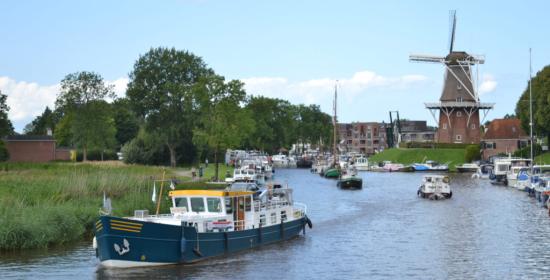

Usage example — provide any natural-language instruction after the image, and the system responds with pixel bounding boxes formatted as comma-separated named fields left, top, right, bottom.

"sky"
left=1, top=0, right=550, bottom=133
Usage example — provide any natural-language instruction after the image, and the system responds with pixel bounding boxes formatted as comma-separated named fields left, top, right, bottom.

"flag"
left=169, top=180, right=176, bottom=190
left=152, top=182, right=157, bottom=203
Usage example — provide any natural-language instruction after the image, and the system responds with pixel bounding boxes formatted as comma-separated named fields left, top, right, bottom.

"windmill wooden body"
left=410, top=11, right=494, bottom=144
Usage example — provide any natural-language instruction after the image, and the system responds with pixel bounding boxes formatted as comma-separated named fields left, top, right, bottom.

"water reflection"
left=2, top=170, right=550, bottom=279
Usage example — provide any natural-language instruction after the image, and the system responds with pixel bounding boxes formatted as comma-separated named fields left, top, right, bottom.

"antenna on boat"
left=529, top=48, right=534, bottom=173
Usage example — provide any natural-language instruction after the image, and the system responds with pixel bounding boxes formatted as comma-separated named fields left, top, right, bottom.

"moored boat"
left=456, top=163, right=479, bottom=173
left=417, top=175, right=452, bottom=200
left=94, top=184, right=311, bottom=267
left=324, top=167, right=341, bottom=178
left=354, top=156, right=369, bottom=171
left=413, top=161, right=449, bottom=172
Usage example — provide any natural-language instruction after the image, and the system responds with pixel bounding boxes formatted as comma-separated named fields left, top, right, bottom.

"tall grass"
left=0, top=162, right=180, bottom=250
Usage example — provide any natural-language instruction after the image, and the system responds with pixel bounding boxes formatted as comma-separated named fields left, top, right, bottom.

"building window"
left=484, top=142, right=495, bottom=149
left=360, top=140, right=366, bottom=144
left=457, top=84, right=462, bottom=90
left=456, top=97, right=463, bottom=102
left=457, top=111, right=462, bottom=117
left=471, top=124, right=476, bottom=129
left=347, top=140, right=352, bottom=144
left=442, top=123, right=447, bottom=129
left=456, top=134, right=462, bottom=142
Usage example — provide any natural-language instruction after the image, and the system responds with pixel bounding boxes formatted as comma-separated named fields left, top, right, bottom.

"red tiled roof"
left=483, top=119, right=528, bottom=140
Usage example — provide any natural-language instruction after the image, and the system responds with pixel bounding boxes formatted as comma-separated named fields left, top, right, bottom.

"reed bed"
left=0, top=162, right=176, bottom=250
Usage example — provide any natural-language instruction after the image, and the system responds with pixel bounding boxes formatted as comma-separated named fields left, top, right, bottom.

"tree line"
left=2, top=47, right=333, bottom=172
left=515, top=65, right=550, bottom=143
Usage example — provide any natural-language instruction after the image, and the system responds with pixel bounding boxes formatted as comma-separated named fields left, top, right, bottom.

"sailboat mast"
left=529, top=48, right=534, bottom=168
left=333, top=82, right=338, bottom=166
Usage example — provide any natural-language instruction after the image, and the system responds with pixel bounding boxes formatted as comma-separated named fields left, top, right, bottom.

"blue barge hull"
left=95, top=216, right=308, bottom=267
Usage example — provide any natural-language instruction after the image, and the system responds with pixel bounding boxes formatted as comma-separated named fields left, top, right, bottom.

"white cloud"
left=241, top=70, right=428, bottom=112
left=0, top=76, right=128, bottom=132
left=479, top=74, right=497, bottom=95
left=0, top=77, right=59, bottom=122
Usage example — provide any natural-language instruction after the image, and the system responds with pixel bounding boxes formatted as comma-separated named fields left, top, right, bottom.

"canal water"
left=2, top=169, right=550, bottom=279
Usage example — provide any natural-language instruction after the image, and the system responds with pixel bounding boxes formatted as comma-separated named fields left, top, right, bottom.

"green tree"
left=193, top=76, right=254, bottom=180
left=23, top=106, right=60, bottom=135
left=126, top=47, right=215, bottom=167
left=0, top=91, right=15, bottom=138
left=516, top=65, right=550, bottom=138
left=55, top=71, right=116, bottom=161
left=112, top=98, right=139, bottom=147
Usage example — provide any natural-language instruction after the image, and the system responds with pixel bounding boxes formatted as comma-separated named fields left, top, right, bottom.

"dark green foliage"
left=464, top=144, right=481, bottom=163
left=126, top=47, right=215, bottom=167
left=75, top=149, right=118, bottom=161
left=112, top=99, right=139, bottom=147
left=516, top=65, right=550, bottom=137
left=0, top=141, right=8, bottom=161
left=23, top=107, right=60, bottom=135
left=0, top=91, right=15, bottom=138
left=513, top=144, right=543, bottom=158
left=55, top=72, right=117, bottom=160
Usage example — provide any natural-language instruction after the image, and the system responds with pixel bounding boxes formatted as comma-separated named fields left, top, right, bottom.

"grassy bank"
left=0, top=162, right=195, bottom=250
left=369, top=148, right=466, bottom=171
left=534, top=152, right=550, bottom=164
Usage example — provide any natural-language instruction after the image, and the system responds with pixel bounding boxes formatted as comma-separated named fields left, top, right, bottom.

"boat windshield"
left=175, top=197, right=188, bottom=209
left=190, top=197, right=206, bottom=212
left=207, top=197, right=222, bottom=213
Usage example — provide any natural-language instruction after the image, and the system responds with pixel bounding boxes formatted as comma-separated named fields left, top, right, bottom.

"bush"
left=513, top=144, right=543, bottom=158
left=0, top=141, right=8, bottom=161
left=464, top=144, right=481, bottom=163
left=76, top=149, right=118, bottom=161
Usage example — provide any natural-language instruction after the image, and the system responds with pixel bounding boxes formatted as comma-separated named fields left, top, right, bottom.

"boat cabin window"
left=190, top=197, right=205, bottom=212
left=281, top=210, right=287, bottom=222
left=175, top=197, right=189, bottom=210
left=270, top=212, right=277, bottom=224
left=225, top=197, right=233, bottom=214
left=207, top=197, right=222, bottom=213
left=259, top=214, right=266, bottom=227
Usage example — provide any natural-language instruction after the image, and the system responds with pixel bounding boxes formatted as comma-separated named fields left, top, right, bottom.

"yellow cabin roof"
left=169, top=189, right=254, bottom=197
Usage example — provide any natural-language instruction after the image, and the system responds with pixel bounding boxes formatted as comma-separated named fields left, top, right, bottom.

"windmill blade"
left=448, top=10, right=456, bottom=53
left=409, top=53, right=446, bottom=63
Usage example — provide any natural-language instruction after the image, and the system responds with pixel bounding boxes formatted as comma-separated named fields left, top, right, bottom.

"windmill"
left=410, top=10, right=494, bottom=144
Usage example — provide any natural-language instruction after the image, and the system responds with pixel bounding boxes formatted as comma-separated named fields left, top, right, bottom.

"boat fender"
left=305, top=216, right=313, bottom=229
left=449, top=191, right=453, bottom=198
left=434, top=195, right=439, bottom=201
left=417, top=189, right=421, bottom=197
left=193, top=248, right=203, bottom=257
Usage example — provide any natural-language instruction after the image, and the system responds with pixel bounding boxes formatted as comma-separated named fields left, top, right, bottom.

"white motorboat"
left=456, top=163, right=479, bottom=173
left=417, top=175, right=452, bottom=200
left=354, top=156, right=369, bottom=171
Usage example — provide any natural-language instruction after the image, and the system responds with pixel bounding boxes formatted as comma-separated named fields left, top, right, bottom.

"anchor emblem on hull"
left=114, top=238, right=130, bottom=255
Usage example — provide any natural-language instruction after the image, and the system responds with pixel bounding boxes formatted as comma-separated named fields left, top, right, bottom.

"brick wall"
left=437, top=109, right=480, bottom=144
left=5, top=141, right=56, bottom=162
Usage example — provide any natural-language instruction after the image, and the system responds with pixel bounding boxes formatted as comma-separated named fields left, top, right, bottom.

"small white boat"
left=354, top=156, right=369, bottom=171
left=505, top=158, right=531, bottom=187
left=456, top=163, right=479, bottom=173
left=417, top=175, right=452, bottom=200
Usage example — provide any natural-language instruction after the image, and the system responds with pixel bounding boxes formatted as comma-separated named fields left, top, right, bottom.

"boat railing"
left=293, top=202, right=307, bottom=215
left=254, top=200, right=291, bottom=211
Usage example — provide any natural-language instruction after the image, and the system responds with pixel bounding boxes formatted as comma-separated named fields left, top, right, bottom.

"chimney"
left=47, top=128, right=52, bottom=136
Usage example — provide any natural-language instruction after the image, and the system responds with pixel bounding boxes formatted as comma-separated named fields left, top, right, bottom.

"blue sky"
left=1, top=0, right=549, bottom=132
